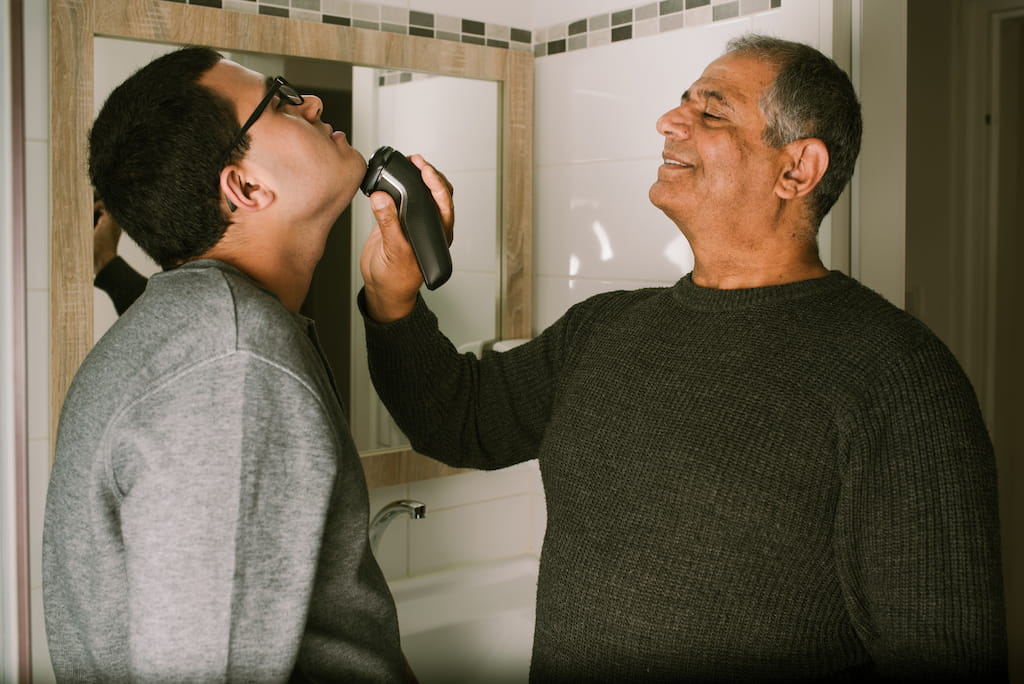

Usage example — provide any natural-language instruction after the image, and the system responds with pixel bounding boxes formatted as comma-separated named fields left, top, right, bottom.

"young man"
left=44, top=47, right=407, bottom=681
left=359, top=35, right=1007, bottom=680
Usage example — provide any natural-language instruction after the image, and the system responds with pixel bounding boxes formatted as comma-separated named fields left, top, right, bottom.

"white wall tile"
left=635, top=17, right=659, bottom=39
left=381, top=5, right=407, bottom=24
left=26, top=291, right=48, bottom=443
left=533, top=159, right=689, bottom=283
left=24, top=140, right=49, bottom=291
left=749, top=0, right=823, bottom=46
left=486, top=24, right=511, bottom=41
left=352, top=2, right=383, bottom=22
left=322, top=0, right=354, bottom=16
left=381, top=76, right=498, bottom=172
left=442, top=169, right=498, bottom=273
left=23, top=1, right=51, bottom=677
left=22, top=0, right=49, bottom=143
left=433, top=14, right=462, bottom=34
left=420, top=269, right=497, bottom=348
left=534, top=45, right=664, bottom=167
left=534, top=20, right=759, bottom=168
left=223, top=1, right=259, bottom=14
left=686, top=6, right=714, bottom=27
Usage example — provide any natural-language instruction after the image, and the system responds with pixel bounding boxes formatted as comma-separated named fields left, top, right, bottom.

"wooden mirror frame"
left=50, top=0, right=532, bottom=487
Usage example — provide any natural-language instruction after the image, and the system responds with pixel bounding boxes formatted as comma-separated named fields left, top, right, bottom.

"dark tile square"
left=713, top=1, right=739, bottom=21
left=409, top=11, right=434, bottom=28
left=611, top=9, right=633, bottom=25
left=511, top=28, right=532, bottom=43
left=660, top=0, right=684, bottom=15
left=462, top=19, right=485, bottom=35
left=611, top=24, right=632, bottom=41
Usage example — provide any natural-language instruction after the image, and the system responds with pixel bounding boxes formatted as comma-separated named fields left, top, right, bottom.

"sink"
left=389, top=555, right=539, bottom=684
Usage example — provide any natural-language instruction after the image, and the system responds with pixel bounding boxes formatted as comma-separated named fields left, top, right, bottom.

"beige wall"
left=906, top=1, right=961, bottom=351
left=906, top=1, right=1024, bottom=675
left=854, top=0, right=907, bottom=307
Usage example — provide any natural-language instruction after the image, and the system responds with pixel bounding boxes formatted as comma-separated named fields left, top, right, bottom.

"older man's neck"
left=691, top=247, right=829, bottom=290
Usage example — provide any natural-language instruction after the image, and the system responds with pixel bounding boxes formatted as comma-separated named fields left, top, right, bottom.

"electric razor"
left=361, top=146, right=453, bottom=290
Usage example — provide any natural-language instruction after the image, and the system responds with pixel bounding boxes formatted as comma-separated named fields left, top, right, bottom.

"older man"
left=359, top=35, right=1006, bottom=681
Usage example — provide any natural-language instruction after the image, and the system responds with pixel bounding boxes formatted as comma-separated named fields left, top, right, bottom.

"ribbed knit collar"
left=670, top=270, right=855, bottom=312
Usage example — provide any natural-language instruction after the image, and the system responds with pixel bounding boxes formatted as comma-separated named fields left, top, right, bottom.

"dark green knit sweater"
left=363, top=271, right=1006, bottom=682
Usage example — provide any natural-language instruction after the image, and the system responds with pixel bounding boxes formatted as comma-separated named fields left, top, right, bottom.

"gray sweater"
left=363, top=271, right=1006, bottom=682
left=44, top=260, right=404, bottom=683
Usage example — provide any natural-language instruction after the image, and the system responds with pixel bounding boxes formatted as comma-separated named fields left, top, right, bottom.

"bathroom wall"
left=19, top=0, right=833, bottom=678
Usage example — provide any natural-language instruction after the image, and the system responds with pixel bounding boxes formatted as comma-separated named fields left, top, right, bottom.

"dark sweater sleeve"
left=360, top=289, right=596, bottom=470
left=834, top=335, right=1007, bottom=680
left=94, top=256, right=148, bottom=315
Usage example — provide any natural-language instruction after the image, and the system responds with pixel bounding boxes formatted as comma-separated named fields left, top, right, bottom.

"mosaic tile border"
left=536, top=0, right=783, bottom=57
left=166, top=0, right=782, bottom=57
left=377, top=70, right=435, bottom=87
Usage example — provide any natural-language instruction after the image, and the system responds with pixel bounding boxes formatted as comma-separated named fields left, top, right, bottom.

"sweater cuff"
left=356, top=287, right=431, bottom=333
left=357, top=286, right=457, bottom=383
left=94, top=256, right=148, bottom=315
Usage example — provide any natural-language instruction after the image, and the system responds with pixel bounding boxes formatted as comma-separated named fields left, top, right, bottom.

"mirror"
left=52, top=0, right=533, bottom=487
left=91, top=38, right=500, bottom=456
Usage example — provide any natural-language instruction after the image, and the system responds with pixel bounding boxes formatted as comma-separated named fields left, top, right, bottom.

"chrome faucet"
left=369, top=499, right=426, bottom=555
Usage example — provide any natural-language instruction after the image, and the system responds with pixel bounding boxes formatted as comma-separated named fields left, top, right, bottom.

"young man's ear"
left=775, top=138, right=829, bottom=200
left=219, top=165, right=274, bottom=214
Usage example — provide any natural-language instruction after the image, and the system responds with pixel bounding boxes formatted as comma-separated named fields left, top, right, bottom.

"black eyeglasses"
left=224, top=76, right=304, bottom=158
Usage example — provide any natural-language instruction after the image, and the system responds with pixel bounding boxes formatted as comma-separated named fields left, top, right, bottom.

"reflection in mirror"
left=92, top=38, right=499, bottom=454
left=349, top=69, right=499, bottom=451
left=54, top=0, right=532, bottom=486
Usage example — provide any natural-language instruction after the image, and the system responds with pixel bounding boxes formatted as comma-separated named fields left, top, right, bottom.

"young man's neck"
left=201, top=222, right=325, bottom=312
